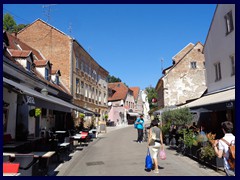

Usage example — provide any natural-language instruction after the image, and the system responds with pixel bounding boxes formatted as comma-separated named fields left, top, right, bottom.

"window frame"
left=214, top=62, right=222, bottom=81
left=230, top=55, right=235, bottom=76
left=225, top=11, right=234, bottom=35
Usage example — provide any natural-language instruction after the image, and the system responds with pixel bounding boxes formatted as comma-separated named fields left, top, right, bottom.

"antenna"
left=42, top=4, right=56, bottom=23
left=161, top=58, right=164, bottom=74
left=68, top=23, right=72, bottom=36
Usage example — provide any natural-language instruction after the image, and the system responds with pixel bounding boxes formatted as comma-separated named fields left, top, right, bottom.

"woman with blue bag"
left=148, top=119, right=164, bottom=174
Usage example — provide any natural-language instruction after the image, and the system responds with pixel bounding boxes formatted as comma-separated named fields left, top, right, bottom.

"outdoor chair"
left=13, top=154, right=39, bottom=176
left=3, top=162, right=20, bottom=174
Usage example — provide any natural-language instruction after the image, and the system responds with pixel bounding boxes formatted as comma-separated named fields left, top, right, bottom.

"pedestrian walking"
left=135, top=115, right=144, bottom=143
left=212, top=121, right=235, bottom=176
left=148, top=119, right=163, bottom=174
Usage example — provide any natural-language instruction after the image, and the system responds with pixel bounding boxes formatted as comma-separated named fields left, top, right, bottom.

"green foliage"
left=107, top=75, right=121, bottom=83
left=104, top=114, right=108, bottom=120
left=200, top=142, right=216, bottom=160
left=35, top=108, right=41, bottom=117
left=79, top=113, right=85, bottom=119
left=14, top=24, right=28, bottom=32
left=145, top=86, right=158, bottom=110
left=179, top=129, right=198, bottom=148
left=3, top=13, right=17, bottom=32
left=161, top=120, right=171, bottom=135
left=3, top=13, right=28, bottom=33
left=162, top=107, right=193, bottom=127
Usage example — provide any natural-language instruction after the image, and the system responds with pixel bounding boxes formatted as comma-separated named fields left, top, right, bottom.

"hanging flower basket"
left=35, top=108, right=41, bottom=117
left=29, top=108, right=41, bottom=117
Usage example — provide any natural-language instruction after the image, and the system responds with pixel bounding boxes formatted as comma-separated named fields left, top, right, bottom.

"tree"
left=14, top=24, right=28, bottom=32
left=145, top=86, right=158, bottom=110
left=3, top=13, right=17, bottom=32
left=3, top=13, right=28, bottom=33
left=107, top=75, right=121, bottom=83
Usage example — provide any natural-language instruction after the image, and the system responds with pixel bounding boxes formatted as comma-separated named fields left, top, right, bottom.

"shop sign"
left=26, top=95, right=35, bottom=105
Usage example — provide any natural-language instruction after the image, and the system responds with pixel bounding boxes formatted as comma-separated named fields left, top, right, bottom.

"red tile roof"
left=6, top=33, right=43, bottom=60
left=4, top=32, right=71, bottom=96
left=108, top=82, right=129, bottom=101
left=8, top=49, right=32, bottom=58
left=34, top=60, right=50, bottom=67
left=130, top=87, right=140, bottom=100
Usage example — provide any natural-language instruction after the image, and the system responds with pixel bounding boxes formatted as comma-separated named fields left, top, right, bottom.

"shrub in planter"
left=199, top=142, right=216, bottom=161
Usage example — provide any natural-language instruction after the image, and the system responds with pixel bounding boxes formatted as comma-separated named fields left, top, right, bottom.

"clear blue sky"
left=3, top=4, right=216, bottom=90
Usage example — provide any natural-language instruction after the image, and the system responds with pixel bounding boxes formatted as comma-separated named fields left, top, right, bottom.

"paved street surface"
left=56, top=123, right=224, bottom=176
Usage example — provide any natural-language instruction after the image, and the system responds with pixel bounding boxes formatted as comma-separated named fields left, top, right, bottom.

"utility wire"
left=3, top=8, right=32, bottom=24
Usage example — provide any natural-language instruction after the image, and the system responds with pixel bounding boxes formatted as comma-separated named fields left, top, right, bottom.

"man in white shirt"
left=213, top=121, right=235, bottom=176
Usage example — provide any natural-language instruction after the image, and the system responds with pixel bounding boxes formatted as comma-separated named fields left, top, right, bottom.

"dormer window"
left=26, top=60, right=31, bottom=71
left=55, top=75, right=59, bottom=85
left=45, top=68, right=49, bottom=80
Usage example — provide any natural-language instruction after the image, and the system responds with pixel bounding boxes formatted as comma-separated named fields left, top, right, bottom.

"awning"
left=3, top=77, right=88, bottom=113
left=127, top=112, right=139, bottom=117
left=180, top=88, right=235, bottom=109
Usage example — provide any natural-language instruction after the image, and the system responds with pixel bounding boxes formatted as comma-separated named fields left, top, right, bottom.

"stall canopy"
left=180, top=88, right=235, bottom=109
left=3, top=77, right=92, bottom=114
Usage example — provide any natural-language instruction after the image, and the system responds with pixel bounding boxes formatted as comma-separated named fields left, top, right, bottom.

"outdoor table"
left=3, top=151, right=55, bottom=158
left=70, top=134, right=82, bottom=148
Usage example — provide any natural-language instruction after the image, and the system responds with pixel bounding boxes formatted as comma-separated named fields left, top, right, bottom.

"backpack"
left=134, top=119, right=139, bottom=129
left=221, top=138, right=235, bottom=170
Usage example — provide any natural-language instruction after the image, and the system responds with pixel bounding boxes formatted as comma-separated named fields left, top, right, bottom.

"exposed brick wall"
left=18, top=20, right=72, bottom=92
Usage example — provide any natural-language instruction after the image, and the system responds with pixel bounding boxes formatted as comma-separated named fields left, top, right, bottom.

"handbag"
left=148, top=129, right=156, bottom=146
left=145, top=148, right=153, bottom=170
left=159, top=145, right=166, bottom=160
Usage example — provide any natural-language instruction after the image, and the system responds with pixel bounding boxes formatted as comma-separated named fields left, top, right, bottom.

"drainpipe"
left=70, top=38, right=73, bottom=96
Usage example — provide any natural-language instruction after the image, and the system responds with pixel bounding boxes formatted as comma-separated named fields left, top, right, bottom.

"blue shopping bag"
left=145, top=148, right=153, bottom=170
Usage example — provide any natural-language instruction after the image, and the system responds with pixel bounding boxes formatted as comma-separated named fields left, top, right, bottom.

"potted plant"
left=199, top=132, right=224, bottom=170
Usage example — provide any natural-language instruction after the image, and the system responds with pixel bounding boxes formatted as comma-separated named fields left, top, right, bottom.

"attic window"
left=45, top=68, right=49, bottom=80
left=117, top=84, right=120, bottom=87
left=55, top=75, right=59, bottom=85
left=26, top=61, right=31, bottom=71
left=190, top=62, right=197, bottom=69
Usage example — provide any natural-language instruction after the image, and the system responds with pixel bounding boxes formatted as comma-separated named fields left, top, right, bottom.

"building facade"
left=17, top=19, right=109, bottom=125
left=156, top=42, right=207, bottom=108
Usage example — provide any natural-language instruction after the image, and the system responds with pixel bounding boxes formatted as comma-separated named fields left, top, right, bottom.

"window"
left=190, top=62, right=197, bottom=69
left=225, top=11, right=234, bottom=35
left=76, top=78, right=80, bottom=94
left=76, top=56, right=79, bottom=69
left=55, top=75, right=59, bottom=85
left=89, top=85, right=92, bottom=98
left=45, top=68, right=49, bottom=80
left=214, top=62, right=222, bottom=81
left=92, top=87, right=94, bottom=99
left=26, top=61, right=31, bottom=71
left=85, top=84, right=88, bottom=97
left=80, top=81, right=84, bottom=95
left=230, top=55, right=235, bottom=76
